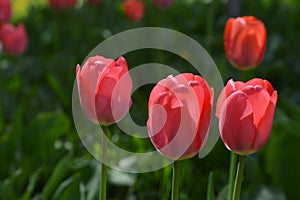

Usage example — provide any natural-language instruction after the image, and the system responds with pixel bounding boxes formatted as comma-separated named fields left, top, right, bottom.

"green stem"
left=207, top=171, right=215, bottom=200
left=100, top=125, right=109, bottom=200
left=228, top=152, right=237, bottom=200
left=232, top=155, right=246, bottom=200
left=171, top=161, right=181, bottom=200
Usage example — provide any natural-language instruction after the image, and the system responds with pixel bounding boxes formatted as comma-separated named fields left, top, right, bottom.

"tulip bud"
left=0, top=0, right=11, bottom=22
left=153, top=0, right=173, bottom=8
left=49, top=0, right=77, bottom=9
left=0, top=23, right=28, bottom=56
left=216, top=78, right=277, bottom=155
left=76, top=56, right=132, bottom=125
left=123, top=0, right=144, bottom=21
left=147, top=73, right=213, bottom=160
left=224, top=16, right=267, bottom=70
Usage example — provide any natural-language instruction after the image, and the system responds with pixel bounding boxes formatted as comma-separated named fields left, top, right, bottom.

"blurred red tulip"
left=216, top=78, right=277, bottom=155
left=153, top=0, right=173, bottom=8
left=147, top=73, right=213, bottom=160
left=0, top=0, right=11, bottom=22
left=224, top=16, right=267, bottom=70
left=76, top=56, right=132, bottom=125
left=0, top=23, right=28, bottom=56
left=87, top=0, right=102, bottom=6
left=123, top=0, right=144, bottom=21
left=49, top=0, right=77, bottom=9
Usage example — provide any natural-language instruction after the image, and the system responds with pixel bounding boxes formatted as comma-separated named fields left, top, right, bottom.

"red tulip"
left=216, top=78, right=277, bottom=155
left=87, top=0, right=102, bottom=6
left=76, top=56, right=132, bottom=125
left=49, top=0, right=77, bottom=9
left=224, top=16, right=267, bottom=70
left=0, top=0, right=11, bottom=22
left=123, top=0, right=144, bottom=21
left=0, top=23, right=28, bottom=56
left=153, top=0, right=173, bottom=8
left=147, top=73, right=213, bottom=160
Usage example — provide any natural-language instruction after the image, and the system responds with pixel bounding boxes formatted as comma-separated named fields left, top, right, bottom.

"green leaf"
left=0, top=169, right=22, bottom=199
left=51, top=173, right=80, bottom=200
left=19, top=169, right=42, bottom=200
left=41, top=154, right=73, bottom=199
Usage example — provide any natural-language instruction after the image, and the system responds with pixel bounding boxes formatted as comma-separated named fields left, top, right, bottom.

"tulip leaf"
left=41, top=154, right=73, bottom=199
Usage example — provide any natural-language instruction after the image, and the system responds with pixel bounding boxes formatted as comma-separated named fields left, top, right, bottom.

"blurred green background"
left=1, top=0, right=300, bottom=199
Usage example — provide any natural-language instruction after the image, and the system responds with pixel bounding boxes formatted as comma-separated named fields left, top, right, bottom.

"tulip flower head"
left=0, top=23, right=28, bottom=56
left=153, top=0, right=173, bottom=8
left=216, top=78, right=277, bottom=155
left=123, top=0, right=145, bottom=21
left=49, top=0, right=77, bottom=9
left=224, top=16, right=267, bottom=70
left=0, top=0, right=11, bottom=22
left=147, top=73, right=213, bottom=160
left=76, top=56, right=132, bottom=125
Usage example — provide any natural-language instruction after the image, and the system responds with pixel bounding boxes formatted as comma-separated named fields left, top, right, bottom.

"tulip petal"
left=219, top=91, right=256, bottom=155
left=254, top=91, right=277, bottom=151
left=245, top=78, right=274, bottom=95
left=148, top=92, right=181, bottom=157
left=77, top=65, right=98, bottom=123
left=241, top=30, right=262, bottom=67
left=250, top=20, right=267, bottom=54
left=216, top=79, right=244, bottom=118
left=224, top=18, right=234, bottom=53
left=241, top=85, right=270, bottom=126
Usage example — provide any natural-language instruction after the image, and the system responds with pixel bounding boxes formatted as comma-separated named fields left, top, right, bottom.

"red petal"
left=253, top=91, right=277, bottom=151
left=76, top=64, right=98, bottom=123
left=245, top=78, right=275, bottom=96
left=216, top=79, right=245, bottom=118
left=241, top=86, right=270, bottom=126
left=219, top=91, right=256, bottom=155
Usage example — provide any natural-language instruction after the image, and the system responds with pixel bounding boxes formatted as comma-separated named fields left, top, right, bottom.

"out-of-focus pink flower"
left=76, top=56, right=132, bottom=125
left=123, top=0, right=144, bottom=21
left=147, top=73, right=213, bottom=160
left=0, top=0, right=11, bottom=22
left=216, top=78, right=277, bottom=155
left=49, top=0, right=77, bottom=9
left=0, top=23, right=28, bottom=56
left=224, top=16, right=267, bottom=70
left=153, top=0, right=173, bottom=8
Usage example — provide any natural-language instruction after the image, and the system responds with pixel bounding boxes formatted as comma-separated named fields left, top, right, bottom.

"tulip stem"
left=171, top=160, right=181, bottom=200
left=228, top=152, right=237, bottom=200
left=100, top=125, right=109, bottom=200
left=232, top=155, right=246, bottom=200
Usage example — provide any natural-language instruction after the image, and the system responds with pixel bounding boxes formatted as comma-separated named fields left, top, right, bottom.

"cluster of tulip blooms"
left=0, top=0, right=28, bottom=56
left=76, top=16, right=277, bottom=200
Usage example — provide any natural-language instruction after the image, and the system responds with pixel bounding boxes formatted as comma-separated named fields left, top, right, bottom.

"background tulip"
left=123, top=0, right=144, bottom=21
left=76, top=56, right=132, bottom=125
left=0, top=23, right=28, bottom=56
left=224, top=16, right=267, bottom=70
left=0, top=0, right=11, bottom=22
left=216, top=78, right=277, bottom=155
left=147, top=73, right=213, bottom=160
left=49, top=0, right=77, bottom=9
left=153, top=0, right=173, bottom=8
